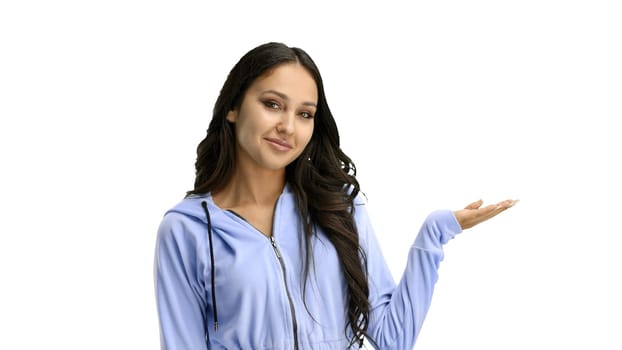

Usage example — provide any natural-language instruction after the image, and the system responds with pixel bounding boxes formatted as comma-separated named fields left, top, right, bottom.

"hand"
left=453, top=199, right=518, bottom=230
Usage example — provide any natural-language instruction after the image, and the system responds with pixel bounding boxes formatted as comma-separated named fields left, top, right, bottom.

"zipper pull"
left=270, top=236, right=281, bottom=258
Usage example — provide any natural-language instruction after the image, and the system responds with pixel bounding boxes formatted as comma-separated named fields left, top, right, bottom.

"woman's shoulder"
left=158, top=194, right=212, bottom=228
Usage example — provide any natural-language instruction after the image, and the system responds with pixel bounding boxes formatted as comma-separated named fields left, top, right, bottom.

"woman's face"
left=227, top=63, right=317, bottom=172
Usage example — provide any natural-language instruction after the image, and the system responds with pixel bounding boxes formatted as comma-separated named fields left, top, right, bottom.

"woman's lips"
left=265, top=138, right=293, bottom=151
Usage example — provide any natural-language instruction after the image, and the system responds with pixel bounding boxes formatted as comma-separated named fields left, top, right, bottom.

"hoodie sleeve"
left=355, top=202, right=462, bottom=350
left=154, top=212, right=209, bottom=350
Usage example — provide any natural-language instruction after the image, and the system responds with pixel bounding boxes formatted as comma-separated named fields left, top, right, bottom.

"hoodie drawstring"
left=201, top=201, right=218, bottom=332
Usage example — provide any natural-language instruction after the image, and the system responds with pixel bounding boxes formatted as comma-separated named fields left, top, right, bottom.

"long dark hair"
left=188, top=42, right=372, bottom=348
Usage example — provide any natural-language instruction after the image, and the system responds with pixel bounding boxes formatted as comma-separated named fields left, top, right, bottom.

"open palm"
left=454, top=199, right=518, bottom=230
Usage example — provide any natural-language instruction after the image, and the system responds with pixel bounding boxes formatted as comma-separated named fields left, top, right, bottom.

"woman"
left=154, top=42, right=517, bottom=350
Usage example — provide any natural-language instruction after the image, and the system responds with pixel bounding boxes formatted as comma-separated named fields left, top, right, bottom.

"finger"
left=495, top=199, right=519, bottom=209
left=480, top=200, right=515, bottom=214
left=482, top=200, right=517, bottom=220
left=474, top=203, right=510, bottom=223
left=465, top=199, right=484, bottom=210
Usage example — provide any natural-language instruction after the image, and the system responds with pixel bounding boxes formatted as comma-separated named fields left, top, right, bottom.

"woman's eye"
left=264, top=101, right=280, bottom=110
left=300, top=111, right=314, bottom=119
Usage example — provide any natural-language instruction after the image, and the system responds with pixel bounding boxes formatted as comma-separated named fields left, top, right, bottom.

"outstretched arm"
left=362, top=198, right=517, bottom=349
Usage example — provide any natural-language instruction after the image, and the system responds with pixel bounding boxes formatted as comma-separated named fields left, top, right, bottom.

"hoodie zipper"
left=224, top=204, right=299, bottom=349
left=270, top=235, right=299, bottom=350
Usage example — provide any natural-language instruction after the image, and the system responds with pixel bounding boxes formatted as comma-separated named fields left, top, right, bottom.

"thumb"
left=465, top=199, right=484, bottom=209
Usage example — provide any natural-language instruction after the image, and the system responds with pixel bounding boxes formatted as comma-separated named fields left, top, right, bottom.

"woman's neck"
left=213, top=166, right=286, bottom=209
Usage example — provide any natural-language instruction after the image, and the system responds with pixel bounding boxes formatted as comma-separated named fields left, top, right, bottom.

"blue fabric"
left=154, top=185, right=462, bottom=349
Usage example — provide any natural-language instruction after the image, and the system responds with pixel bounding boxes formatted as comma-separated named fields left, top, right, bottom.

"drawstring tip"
left=214, top=322, right=219, bottom=332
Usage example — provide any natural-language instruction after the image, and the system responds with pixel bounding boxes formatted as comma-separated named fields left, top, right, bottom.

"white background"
left=1, top=1, right=621, bottom=349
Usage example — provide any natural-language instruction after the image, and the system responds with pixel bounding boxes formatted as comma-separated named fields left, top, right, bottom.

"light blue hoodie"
left=154, top=185, right=462, bottom=349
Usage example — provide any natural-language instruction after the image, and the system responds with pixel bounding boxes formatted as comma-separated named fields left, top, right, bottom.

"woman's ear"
left=226, top=110, right=237, bottom=123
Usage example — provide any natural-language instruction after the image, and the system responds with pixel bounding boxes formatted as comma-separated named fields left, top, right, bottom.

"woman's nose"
left=277, top=111, right=295, bottom=134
